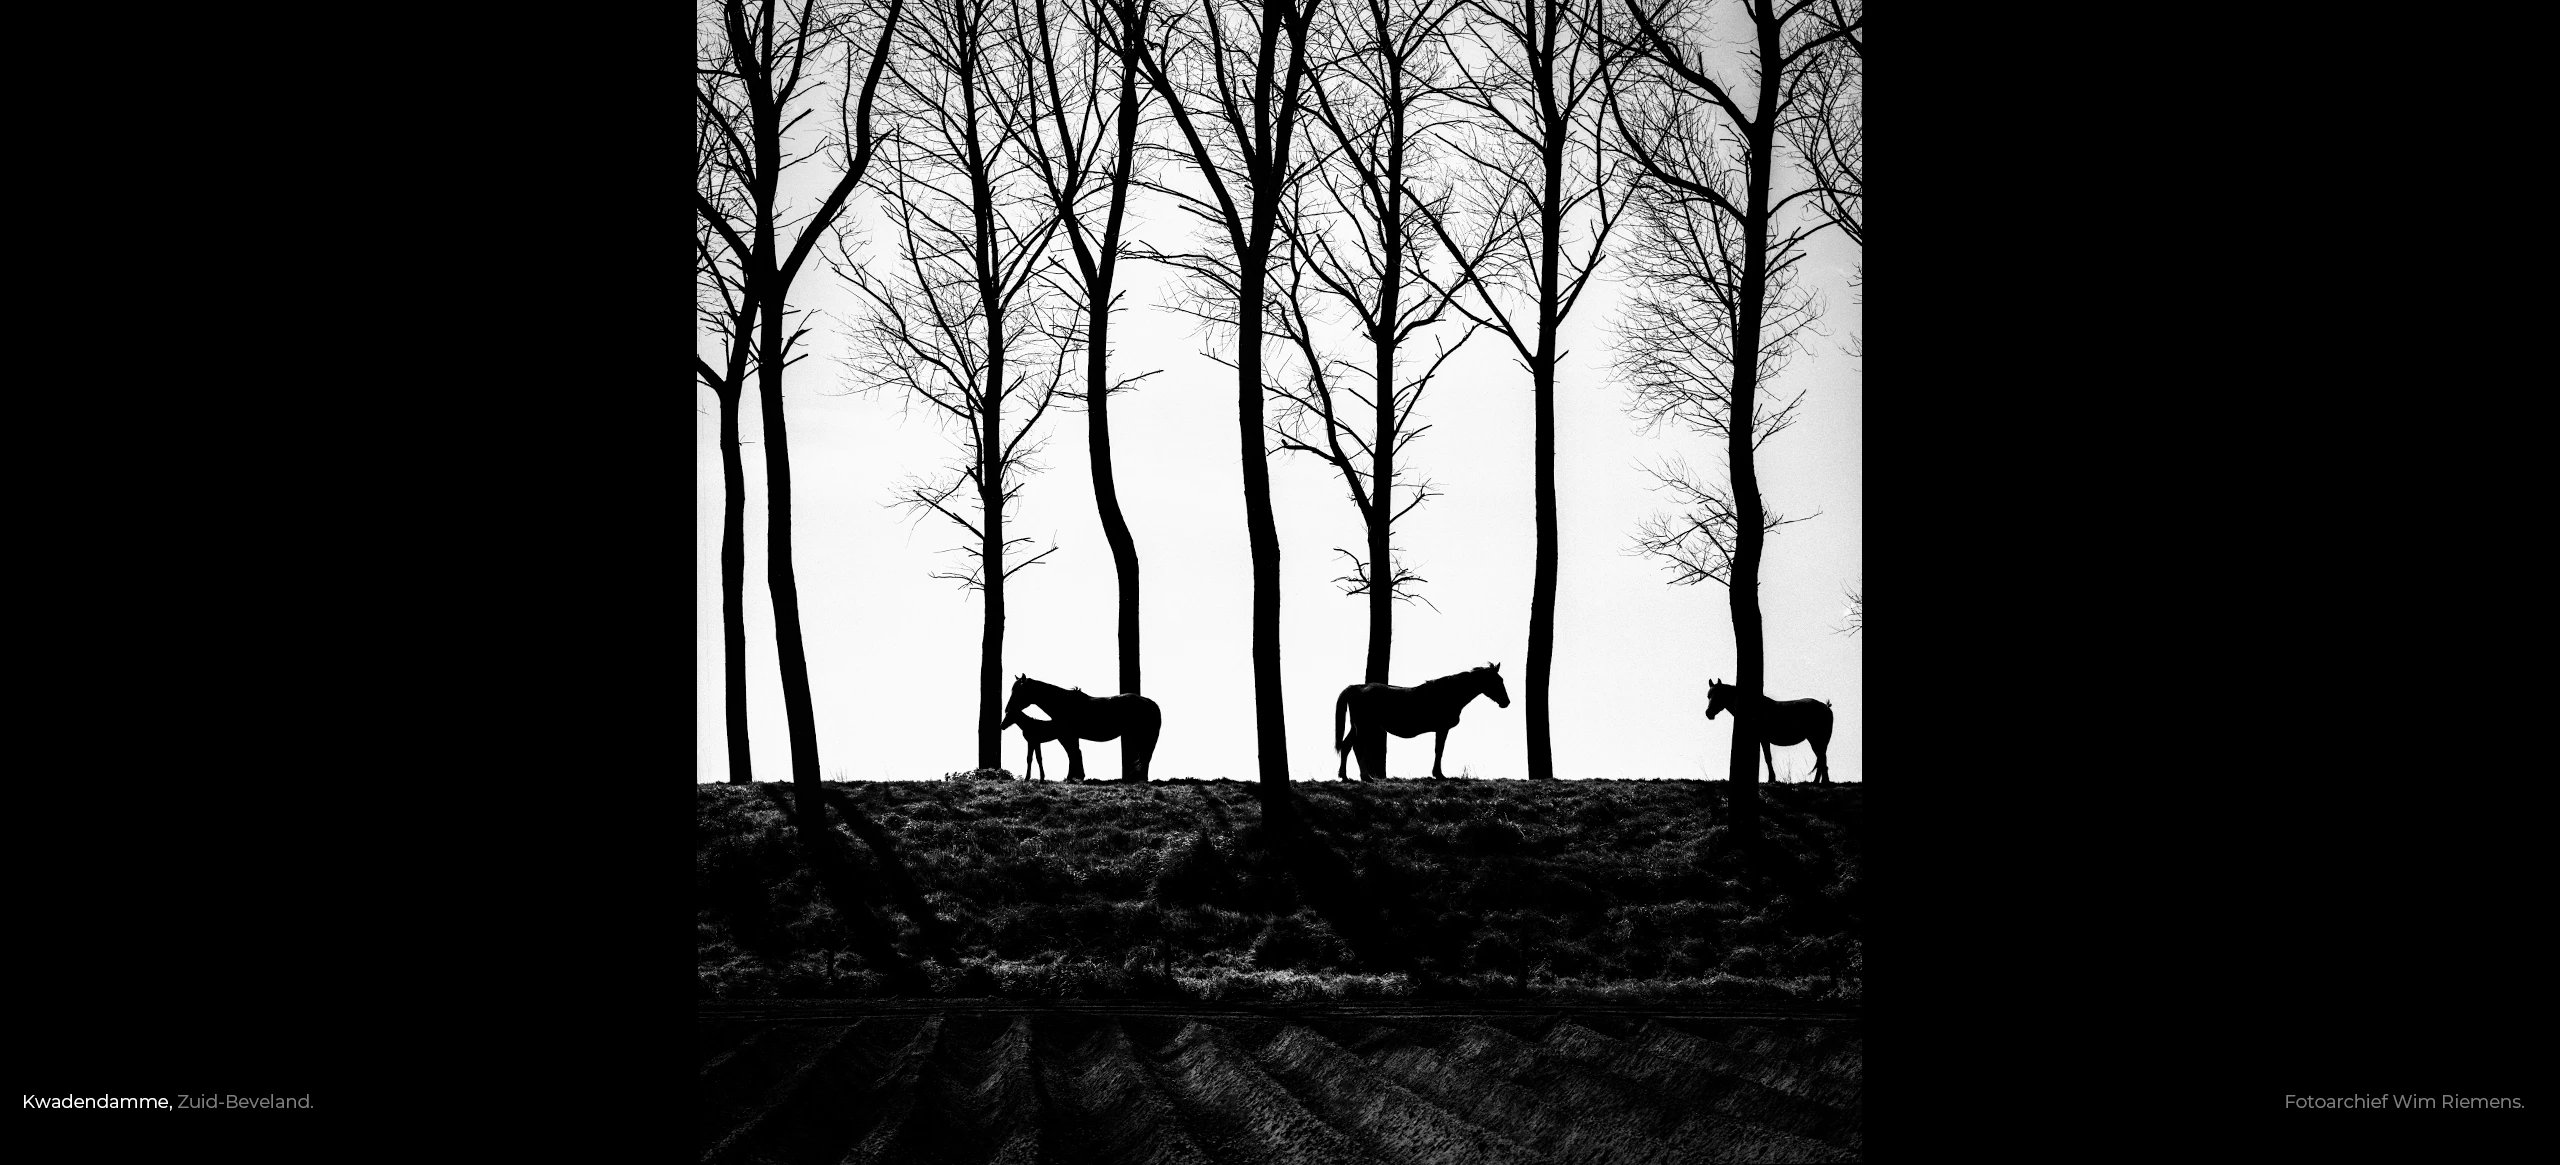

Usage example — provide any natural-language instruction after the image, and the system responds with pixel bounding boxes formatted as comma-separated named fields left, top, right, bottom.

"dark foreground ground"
left=701, top=1001, right=1861, bottom=1163
left=700, top=779, right=1861, bottom=1006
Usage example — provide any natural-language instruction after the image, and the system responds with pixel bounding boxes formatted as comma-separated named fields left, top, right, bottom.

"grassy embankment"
left=697, top=777, right=1861, bottom=1005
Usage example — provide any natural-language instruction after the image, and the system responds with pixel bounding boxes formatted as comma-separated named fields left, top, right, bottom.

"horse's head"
left=1003, top=674, right=1035, bottom=722
left=1480, top=661, right=1511, bottom=708
left=1705, top=679, right=1734, bottom=719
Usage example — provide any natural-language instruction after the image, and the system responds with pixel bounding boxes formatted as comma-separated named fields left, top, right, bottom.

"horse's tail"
left=1334, top=686, right=1354, bottom=755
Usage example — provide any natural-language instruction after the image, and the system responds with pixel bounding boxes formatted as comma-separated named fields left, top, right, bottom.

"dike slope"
left=699, top=778, right=1861, bottom=1006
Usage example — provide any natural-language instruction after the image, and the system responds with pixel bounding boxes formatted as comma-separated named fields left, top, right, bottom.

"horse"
left=1000, top=675, right=1161, bottom=783
left=1334, top=662, right=1511, bottom=781
left=999, top=708, right=1071, bottom=782
left=1704, top=679, right=1833, bottom=784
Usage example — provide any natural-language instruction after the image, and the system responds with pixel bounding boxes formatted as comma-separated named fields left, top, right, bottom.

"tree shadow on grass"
left=1708, top=792, right=1847, bottom=936
left=821, top=786, right=960, bottom=961
left=758, top=785, right=940, bottom=993
left=1248, top=783, right=1436, bottom=987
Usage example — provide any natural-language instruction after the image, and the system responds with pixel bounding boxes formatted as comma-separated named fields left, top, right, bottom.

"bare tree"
left=1023, top=0, right=1158, bottom=738
left=698, top=0, right=907, bottom=820
left=1425, top=0, right=1631, bottom=780
left=1616, top=186, right=1816, bottom=589
left=1780, top=0, right=1857, bottom=249
left=1269, top=0, right=1481, bottom=685
left=1116, top=0, right=1326, bottom=786
left=697, top=97, right=758, bottom=787
left=837, top=0, right=1071, bottom=771
left=1835, top=580, right=1859, bottom=637
left=1607, top=0, right=1861, bottom=815
left=1780, top=0, right=1857, bottom=356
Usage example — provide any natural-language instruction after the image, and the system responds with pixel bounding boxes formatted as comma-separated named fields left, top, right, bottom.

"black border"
left=29, top=3, right=2531, bottom=1158
left=25, top=2, right=696, bottom=1155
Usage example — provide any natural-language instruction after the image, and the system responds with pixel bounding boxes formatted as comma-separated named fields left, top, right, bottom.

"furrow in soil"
left=1129, top=1017, right=1386, bottom=1165
left=1030, top=1015, right=1215, bottom=1165
left=701, top=1018, right=761, bottom=1069
left=706, top=1013, right=942, bottom=1165
left=844, top=1013, right=1046, bottom=1165
left=699, top=1021, right=863, bottom=1159
left=1647, top=1020, right=1863, bottom=1112
left=1247, top=1020, right=1556, bottom=1165
left=1537, top=1020, right=1859, bottom=1154
left=1362, top=1019, right=1854, bottom=1165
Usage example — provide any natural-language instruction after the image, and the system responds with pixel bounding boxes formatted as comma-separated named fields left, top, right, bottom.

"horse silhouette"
left=1001, top=675, right=1161, bottom=783
left=1705, top=679, right=1833, bottom=784
left=1334, top=663, right=1511, bottom=781
left=999, top=708, right=1072, bottom=782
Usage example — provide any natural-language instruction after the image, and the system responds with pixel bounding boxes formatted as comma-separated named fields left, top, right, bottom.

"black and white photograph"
left=694, top=0, right=1866, bottom=1159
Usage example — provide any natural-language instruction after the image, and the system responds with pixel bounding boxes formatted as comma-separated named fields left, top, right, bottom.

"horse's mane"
left=1418, top=665, right=1496, bottom=693
left=1015, top=677, right=1093, bottom=705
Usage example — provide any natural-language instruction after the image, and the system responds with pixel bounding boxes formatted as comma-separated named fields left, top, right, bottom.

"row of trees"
left=697, top=0, right=1862, bottom=809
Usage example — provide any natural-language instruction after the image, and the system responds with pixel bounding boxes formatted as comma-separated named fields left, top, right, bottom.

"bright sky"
left=697, top=30, right=1859, bottom=785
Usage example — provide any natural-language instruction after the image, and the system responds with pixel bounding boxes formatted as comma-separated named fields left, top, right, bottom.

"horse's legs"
left=1128, top=717, right=1159, bottom=783
left=1064, top=738, right=1086, bottom=783
left=1763, top=739, right=1778, bottom=783
left=1432, top=730, right=1449, bottom=779
left=1358, top=728, right=1386, bottom=781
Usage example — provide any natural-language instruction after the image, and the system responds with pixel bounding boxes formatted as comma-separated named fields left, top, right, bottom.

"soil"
left=700, top=1001, right=1860, bottom=1163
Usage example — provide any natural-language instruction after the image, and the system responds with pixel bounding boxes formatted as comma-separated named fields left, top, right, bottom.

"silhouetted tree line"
left=698, top=0, right=1861, bottom=806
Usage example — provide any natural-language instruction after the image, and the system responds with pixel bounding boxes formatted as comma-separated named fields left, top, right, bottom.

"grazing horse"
left=1001, top=675, right=1161, bottom=783
left=1334, top=663, right=1511, bottom=781
left=1705, top=679, right=1834, bottom=784
left=999, top=709, right=1071, bottom=782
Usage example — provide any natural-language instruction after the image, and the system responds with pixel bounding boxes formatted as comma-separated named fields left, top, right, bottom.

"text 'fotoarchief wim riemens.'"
left=2284, top=1095, right=2526, bottom=1110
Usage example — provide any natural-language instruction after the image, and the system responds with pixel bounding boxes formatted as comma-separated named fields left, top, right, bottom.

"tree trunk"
left=758, top=292, right=825, bottom=822
left=1724, top=14, right=1787, bottom=833
left=1364, top=497, right=1391, bottom=683
left=742, top=6, right=828, bottom=822
left=1087, top=296, right=1146, bottom=779
left=1524, top=102, right=1566, bottom=782
left=1366, top=91, right=1404, bottom=687
left=1365, top=302, right=1397, bottom=685
left=719, top=384, right=753, bottom=785
left=979, top=316, right=1008, bottom=772
left=1238, top=251, right=1291, bottom=786
left=1087, top=301, right=1141, bottom=687
left=1105, top=29, right=1145, bottom=710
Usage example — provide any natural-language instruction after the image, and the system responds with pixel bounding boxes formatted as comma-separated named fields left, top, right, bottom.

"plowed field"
left=701, top=1002, right=1860, bottom=1163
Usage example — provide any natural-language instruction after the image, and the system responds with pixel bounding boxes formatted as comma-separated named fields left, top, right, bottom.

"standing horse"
left=1705, top=679, right=1834, bottom=784
left=999, top=708, right=1071, bottom=782
left=1334, top=663, right=1511, bottom=781
left=1001, top=676, right=1161, bottom=783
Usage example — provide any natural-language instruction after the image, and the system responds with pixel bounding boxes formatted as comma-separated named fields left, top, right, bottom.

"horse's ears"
left=1491, top=661, right=1501, bottom=671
